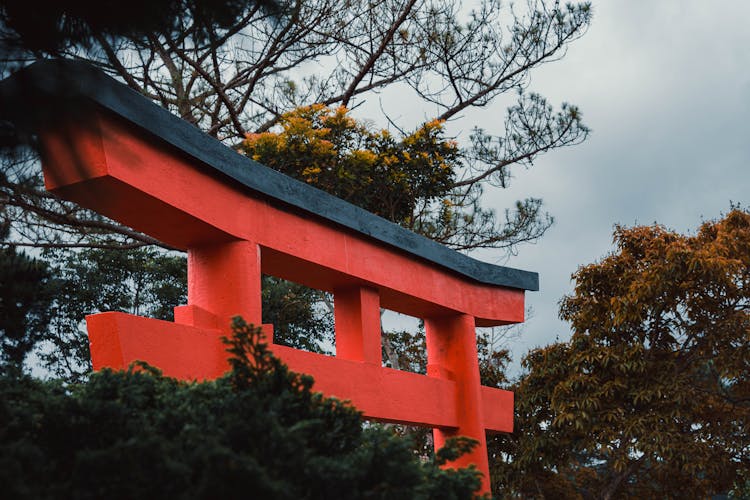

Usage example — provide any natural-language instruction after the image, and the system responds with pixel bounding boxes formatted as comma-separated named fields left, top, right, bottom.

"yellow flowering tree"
left=242, top=104, right=457, bottom=226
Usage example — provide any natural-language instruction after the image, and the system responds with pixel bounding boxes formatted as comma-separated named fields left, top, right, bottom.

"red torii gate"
left=2, top=61, right=538, bottom=495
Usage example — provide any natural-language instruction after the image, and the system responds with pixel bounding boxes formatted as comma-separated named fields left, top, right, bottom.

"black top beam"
left=0, top=60, right=539, bottom=291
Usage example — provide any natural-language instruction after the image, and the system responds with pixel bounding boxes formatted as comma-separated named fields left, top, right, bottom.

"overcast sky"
left=459, top=0, right=750, bottom=371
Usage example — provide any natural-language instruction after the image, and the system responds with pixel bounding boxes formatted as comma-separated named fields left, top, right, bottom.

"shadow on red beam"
left=87, top=312, right=513, bottom=433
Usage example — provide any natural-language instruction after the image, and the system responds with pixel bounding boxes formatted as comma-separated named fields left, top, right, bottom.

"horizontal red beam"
left=272, top=343, right=458, bottom=428
left=87, top=312, right=512, bottom=433
left=481, top=386, right=514, bottom=434
left=87, top=312, right=228, bottom=380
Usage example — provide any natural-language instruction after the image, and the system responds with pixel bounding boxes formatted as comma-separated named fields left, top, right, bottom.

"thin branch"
left=340, top=0, right=418, bottom=107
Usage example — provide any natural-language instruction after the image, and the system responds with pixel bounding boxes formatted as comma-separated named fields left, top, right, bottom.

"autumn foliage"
left=241, top=104, right=458, bottom=225
left=493, top=209, right=750, bottom=499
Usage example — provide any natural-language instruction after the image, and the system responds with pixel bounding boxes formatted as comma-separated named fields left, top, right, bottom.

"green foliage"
left=382, top=328, right=427, bottom=375
left=0, top=317, right=484, bottom=499
left=0, top=246, right=55, bottom=369
left=730, top=469, right=750, bottom=498
left=261, top=275, right=333, bottom=354
left=1, top=0, right=279, bottom=60
left=48, top=247, right=186, bottom=321
left=491, top=208, right=750, bottom=499
left=40, top=247, right=187, bottom=381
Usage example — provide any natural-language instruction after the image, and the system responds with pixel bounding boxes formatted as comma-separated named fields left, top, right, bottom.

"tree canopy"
left=491, top=208, right=750, bottom=499
left=0, top=0, right=280, bottom=62
left=243, top=105, right=457, bottom=226
left=0, top=246, right=55, bottom=369
left=39, top=247, right=188, bottom=381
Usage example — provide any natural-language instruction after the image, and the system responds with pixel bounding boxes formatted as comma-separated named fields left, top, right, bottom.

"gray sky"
left=473, top=0, right=750, bottom=369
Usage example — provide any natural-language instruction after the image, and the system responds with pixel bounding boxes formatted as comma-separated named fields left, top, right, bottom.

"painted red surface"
left=40, top=108, right=525, bottom=495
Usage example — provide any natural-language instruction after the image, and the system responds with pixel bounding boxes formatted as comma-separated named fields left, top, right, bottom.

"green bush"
left=0, top=318, right=483, bottom=499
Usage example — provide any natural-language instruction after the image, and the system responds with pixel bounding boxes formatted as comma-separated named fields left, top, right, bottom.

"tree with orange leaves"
left=492, top=208, right=750, bottom=499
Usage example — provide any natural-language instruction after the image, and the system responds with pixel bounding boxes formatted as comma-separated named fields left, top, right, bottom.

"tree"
left=0, top=211, right=55, bottom=372
left=243, top=105, right=457, bottom=228
left=491, top=208, right=750, bottom=499
left=0, top=317, right=485, bottom=499
left=0, top=246, right=55, bottom=370
left=261, top=275, right=334, bottom=353
left=1, top=0, right=591, bottom=253
left=40, top=247, right=188, bottom=381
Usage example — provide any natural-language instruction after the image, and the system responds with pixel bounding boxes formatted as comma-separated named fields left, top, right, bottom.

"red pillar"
left=179, top=240, right=263, bottom=332
left=334, top=286, right=381, bottom=365
left=425, top=314, right=490, bottom=494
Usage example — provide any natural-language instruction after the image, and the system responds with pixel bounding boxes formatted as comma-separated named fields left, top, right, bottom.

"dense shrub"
left=0, top=318, right=483, bottom=499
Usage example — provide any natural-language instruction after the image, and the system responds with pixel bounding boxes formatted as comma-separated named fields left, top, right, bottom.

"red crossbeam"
left=88, top=312, right=513, bottom=432
left=39, top=106, right=525, bottom=495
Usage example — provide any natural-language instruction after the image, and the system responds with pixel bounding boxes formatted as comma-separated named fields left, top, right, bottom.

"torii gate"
left=1, top=61, right=538, bottom=495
